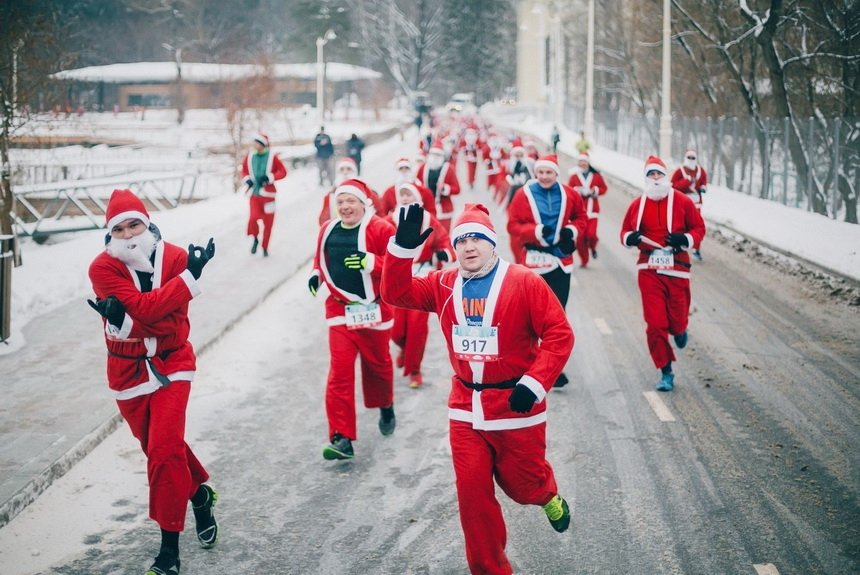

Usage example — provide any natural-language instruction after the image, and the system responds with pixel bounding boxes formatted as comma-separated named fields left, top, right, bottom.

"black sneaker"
left=591, top=249, right=598, bottom=259
left=553, top=372, right=569, bottom=388
left=323, top=434, right=354, bottom=460
left=250, top=237, right=259, bottom=254
left=378, top=406, right=396, bottom=436
left=192, top=484, right=218, bottom=549
left=145, top=549, right=180, bottom=575
left=262, top=248, right=269, bottom=257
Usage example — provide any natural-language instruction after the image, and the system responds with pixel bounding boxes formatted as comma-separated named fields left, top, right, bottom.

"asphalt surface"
left=1, top=139, right=858, bottom=575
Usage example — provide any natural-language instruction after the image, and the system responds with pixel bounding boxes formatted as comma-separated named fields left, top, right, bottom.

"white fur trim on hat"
left=334, top=183, right=370, bottom=206
left=107, top=210, right=150, bottom=231
left=533, top=159, right=559, bottom=174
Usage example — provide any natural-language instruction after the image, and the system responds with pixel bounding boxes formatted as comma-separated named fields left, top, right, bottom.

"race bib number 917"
left=452, top=325, right=499, bottom=362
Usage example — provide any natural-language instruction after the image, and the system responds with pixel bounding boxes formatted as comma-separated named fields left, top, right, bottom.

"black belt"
left=107, top=348, right=178, bottom=386
left=457, top=377, right=519, bottom=391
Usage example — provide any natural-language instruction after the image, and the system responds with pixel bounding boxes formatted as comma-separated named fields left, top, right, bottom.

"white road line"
left=643, top=391, right=676, bottom=422
left=753, top=564, right=780, bottom=575
left=594, top=317, right=613, bottom=335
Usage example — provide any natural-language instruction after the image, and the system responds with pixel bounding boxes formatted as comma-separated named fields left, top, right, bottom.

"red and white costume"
left=620, top=156, right=706, bottom=369
left=671, top=151, right=708, bottom=210
left=381, top=205, right=574, bottom=575
left=317, top=165, right=383, bottom=225
left=566, top=153, right=608, bottom=267
left=88, top=189, right=208, bottom=532
left=386, top=201, right=454, bottom=381
left=242, top=134, right=288, bottom=251
left=416, top=144, right=461, bottom=230
left=310, top=180, right=396, bottom=441
left=458, top=128, right=482, bottom=188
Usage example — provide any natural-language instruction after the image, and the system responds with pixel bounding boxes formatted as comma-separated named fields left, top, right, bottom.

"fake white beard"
left=106, top=228, right=157, bottom=273
left=643, top=176, right=672, bottom=200
left=464, top=134, right=477, bottom=145
left=396, top=171, right=413, bottom=185
left=335, top=172, right=355, bottom=185
left=427, top=156, right=444, bottom=170
left=683, top=158, right=697, bottom=170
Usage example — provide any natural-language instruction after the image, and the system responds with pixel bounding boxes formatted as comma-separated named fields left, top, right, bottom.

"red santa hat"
left=106, top=188, right=150, bottom=230
left=644, top=155, right=668, bottom=176
left=578, top=151, right=591, bottom=163
left=451, top=204, right=497, bottom=247
left=428, top=142, right=445, bottom=156
left=252, top=133, right=270, bottom=147
left=394, top=157, right=412, bottom=170
left=397, top=183, right=423, bottom=207
left=336, top=157, right=358, bottom=172
left=333, top=178, right=372, bottom=206
left=510, top=145, right=526, bottom=156
left=534, top=154, right=560, bottom=174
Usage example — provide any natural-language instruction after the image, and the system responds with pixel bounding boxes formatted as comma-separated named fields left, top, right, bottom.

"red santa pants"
left=326, top=324, right=394, bottom=440
left=638, top=271, right=691, bottom=369
left=466, top=160, right=478, bottom=186
left=576, top=217, right=599, bottom=266
left=391, top=307, right=430, bottom=376
left=247, top=196, right=276, bottom=250
left=117, top=381, right=209, bottom=532
left=450, top=420, right=559, bottom=575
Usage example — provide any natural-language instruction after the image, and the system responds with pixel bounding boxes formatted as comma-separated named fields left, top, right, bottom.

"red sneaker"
left=396, top=351, right=405, bottom=369
left=409, top=372, right=423, bottom=389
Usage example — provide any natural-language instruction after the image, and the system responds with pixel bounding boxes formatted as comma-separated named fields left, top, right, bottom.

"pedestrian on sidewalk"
left=671, top=148, right=708, bottom=261
left=242, top=133, right=288, bottom=257
left=566, top=151, right=607, bottom=267
left=87, top=189, right=219, bottom=575
left=386, top=183, right=454, bottom=389
left=382, top=203, right=574, bottom=575
left=345, top=133, right=365, bottom=175
left=506, top=154, right=586, bottom=388
left=314, top=126, right=335, bottom=187
left=308, top=179, right=398, bottom=460
left=550, top=125, right=560, bottom=153
left=620, top=155, right=706, bottom=392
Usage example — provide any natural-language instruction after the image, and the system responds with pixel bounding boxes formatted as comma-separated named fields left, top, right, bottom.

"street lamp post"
left=162, top=43, right=184, bottom=125
left=584, top=0, right=595, bottom=141
left=316, top=29, right=337, bottom=125
left=658, top=0, right=672, bottom=159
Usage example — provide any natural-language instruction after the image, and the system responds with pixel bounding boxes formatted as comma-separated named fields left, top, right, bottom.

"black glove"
left=87, top=295, right=125, bottom=327
left=665, top=233, right=689, bottom=250
left=244, top=178, right=253, bottom=187
left=308, top=275, right=320, bottom=296
left=187, top=238, right=215, bottom=279
left=625, top=231, right=643, bottom=247
left=259, top=175, right=269, bottom=185
left=508, top=384, right=538, bottom=413
left=698, top=188, right=707, bottom=194
left=558, top=227, right=575, bottom=255
left=435, top=250, right=449, bottom=263
left=396, top=203, right=433, bottom=249
left=541, top=224, right=553, bottom=238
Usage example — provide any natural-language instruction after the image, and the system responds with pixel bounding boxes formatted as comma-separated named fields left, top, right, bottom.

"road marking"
left=643, top=391, right=676, bottom=422
left=753, top=564, right=780, bottom=575
left=594, top=317, right=612, bottom=335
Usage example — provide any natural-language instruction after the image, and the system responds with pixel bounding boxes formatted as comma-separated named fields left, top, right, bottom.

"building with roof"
left=51, top=61, right=385, bottom=112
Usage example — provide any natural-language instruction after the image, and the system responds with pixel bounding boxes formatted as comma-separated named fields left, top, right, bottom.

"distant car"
left=498, top=87, right=517, bottom=105
left=446, top=93, right=476, bottom=114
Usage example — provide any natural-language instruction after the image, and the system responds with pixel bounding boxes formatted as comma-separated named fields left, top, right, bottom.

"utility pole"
left=658, top=0, right=672, bottom=159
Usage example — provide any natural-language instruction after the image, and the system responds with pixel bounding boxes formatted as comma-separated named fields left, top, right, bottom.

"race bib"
left=345, top=303, right=381, bottom=330
left=525, top=249, right=556, bottom=269
left=647, top=248, right=675, bottom=270
left=452, top=325, right=500, bottom=362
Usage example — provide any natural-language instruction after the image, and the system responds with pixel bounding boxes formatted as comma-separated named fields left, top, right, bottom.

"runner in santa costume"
left=242, top=133, right=287, bottom=257
left=503, top=145, right=534, bottom=208
left=309, top=179, right=397, bottom=460
left=620, top=155, right=706, bottom=391
left=378, top=157, right=437, bottom=217
left=416, top=143, right=461, bottom=231
left=670, top=148, right=708, bottom=260
left=381, top=203, right=574, bottom=575
left=317, top=157, right=385, bottom=225
left=386, top=183, right=454, bottom=388
left=458, top=127, right=482, bottom=190
left=566, top=151, right=608, bottom=267
left=87, top=189, right=218, bottom=575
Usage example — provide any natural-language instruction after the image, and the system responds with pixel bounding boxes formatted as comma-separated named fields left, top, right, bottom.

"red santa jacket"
left=88, top=241, right=200, bottom=399
left=619, top=189, right=706, bottom=279
left=311, top=214, right=396, bottom=327
left=241, top=150, right=287, bottom=198
left=506, top=180, right=587, bottom=272
left=318, top=185, right=384, bottom=226
left=567, top=169, right=608, bottom=219
left=385, top=207, right=454, bottom=273
left=416, top=162, right=461, bottom=220
left=671, top=166, right=708, bottom=208
left=381, top=248, right=573, bottom=430
left=378, top=182, right=437, bottom=217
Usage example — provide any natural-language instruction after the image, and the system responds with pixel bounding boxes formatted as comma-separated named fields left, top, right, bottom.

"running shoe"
left=323, top=434, right=354, bottom=460
left=145, top=550, right=180, bottom=575
left=542, top=495, right=571, bottom=533
left=192, top=484, right=218, bottom=549
left=378, top=406, right=396, bottom=436
left=673, top=332, right=688, bottom=349
left=657, top=372, right=675, bottom=392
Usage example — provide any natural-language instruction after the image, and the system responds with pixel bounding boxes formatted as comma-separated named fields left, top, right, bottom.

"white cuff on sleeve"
left=519, top=374, right=547, bottom=403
